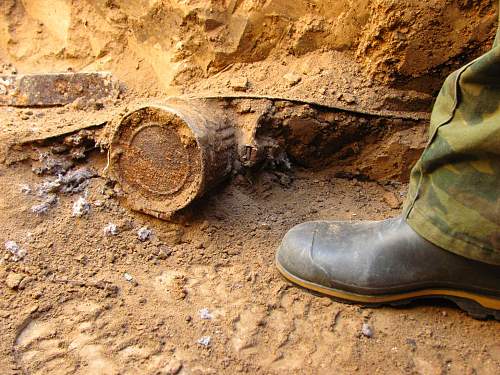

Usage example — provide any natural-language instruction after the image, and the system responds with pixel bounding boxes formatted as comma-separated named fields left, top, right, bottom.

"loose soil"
left=1, top=150, right=499, bottom=375
left=1, top=1, right=500, bottom=374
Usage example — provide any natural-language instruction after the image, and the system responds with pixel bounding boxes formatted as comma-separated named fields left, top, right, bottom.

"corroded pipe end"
left=108, top=101, right=235, bottom=218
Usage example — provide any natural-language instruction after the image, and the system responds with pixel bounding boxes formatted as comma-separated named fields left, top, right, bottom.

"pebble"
left=199, top=308, right=213, bottom=320
left=197, top=336, right=211, bottom=347
left=123, top=272, right=133, bottom=282
left=137, top=227, right=152, bottom=242
left=157, top=245, right=172, bottom=259
left=361, top=323, right=374, bottom=338
left=104, top=223, right=118, bottom=236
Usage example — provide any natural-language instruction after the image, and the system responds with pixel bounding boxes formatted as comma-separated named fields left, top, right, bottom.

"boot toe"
left=276, top=221, right=330, bottom=285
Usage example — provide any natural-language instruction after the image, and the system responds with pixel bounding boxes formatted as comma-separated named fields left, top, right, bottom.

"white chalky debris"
left=197, top=336, right=211, bottom=347
left=361, top=323, right=374, bottom=338
left=72, top=196, right=90, bottom=217
left=4, top=241, right=27, bottom=261
left=31, top=195, right=58, bottom=215
left=137, top=227, right=152, bottom=242
left=199, top=308, right=213, bottom=320
left=104, top=223, right=118, bottom=236
left=123, top=272, right=133, bottom=282
left=31, top=201, right=50, bottom=215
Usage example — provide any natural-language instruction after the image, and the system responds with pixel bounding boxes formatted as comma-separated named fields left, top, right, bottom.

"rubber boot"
left=276, top=217, right=500, bottom=319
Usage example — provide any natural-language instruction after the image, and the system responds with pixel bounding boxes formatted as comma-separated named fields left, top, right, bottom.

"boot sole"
left=276, top=260, right=500, bottom=320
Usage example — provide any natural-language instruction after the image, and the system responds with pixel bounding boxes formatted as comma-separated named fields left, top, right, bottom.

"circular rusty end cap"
left=109, top=106, right=203, bottom=217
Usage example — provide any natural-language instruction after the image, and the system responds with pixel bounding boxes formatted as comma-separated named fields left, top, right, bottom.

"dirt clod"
left=383, top=191, right=401, bottom=209
left=162, top=359, right=183, bottom=375
left=5, top=272, right=24, bottom=289
left=230, top=77, right=249, bottom=92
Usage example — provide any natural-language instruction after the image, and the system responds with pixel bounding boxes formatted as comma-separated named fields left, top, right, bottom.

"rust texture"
left=0, top=72, right=119, bottom=107
left=108, top=99, right=235, bottom=218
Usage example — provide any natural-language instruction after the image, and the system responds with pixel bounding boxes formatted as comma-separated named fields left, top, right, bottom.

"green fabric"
left=403, top=19, right=500, bottom=265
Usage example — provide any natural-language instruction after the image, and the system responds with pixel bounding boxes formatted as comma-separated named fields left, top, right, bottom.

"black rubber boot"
left=276, top=217, right=500, bottom=319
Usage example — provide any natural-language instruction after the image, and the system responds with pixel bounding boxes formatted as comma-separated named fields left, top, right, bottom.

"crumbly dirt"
left=1, top=0, right=497, bottom=97
left=1, top=150, right=500, bottom=375
left=1, top=1, right=500, bottom=374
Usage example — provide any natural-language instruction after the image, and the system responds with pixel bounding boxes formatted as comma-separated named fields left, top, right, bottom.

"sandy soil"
left=1, top=148, right=499, bottom=375
left=1, top=1, right=500, bottom=374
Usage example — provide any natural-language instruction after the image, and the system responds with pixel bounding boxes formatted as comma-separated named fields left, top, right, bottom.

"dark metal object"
left=108, top=99, right=235, bottom=218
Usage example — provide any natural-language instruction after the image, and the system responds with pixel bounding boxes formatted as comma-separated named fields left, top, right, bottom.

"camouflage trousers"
left=403, top=25, right=500, bottom=265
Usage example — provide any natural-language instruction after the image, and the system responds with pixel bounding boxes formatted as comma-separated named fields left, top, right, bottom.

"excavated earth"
left=1, top=1, right=500, bottom=374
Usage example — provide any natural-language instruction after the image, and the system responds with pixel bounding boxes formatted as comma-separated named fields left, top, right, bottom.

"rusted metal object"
left=0, top=72, right=119, bottom=107
left=108, top=99, right=235, bottom=218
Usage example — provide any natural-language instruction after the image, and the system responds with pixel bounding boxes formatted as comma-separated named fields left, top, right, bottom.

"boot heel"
left=449, top=297, right=500, bottom=320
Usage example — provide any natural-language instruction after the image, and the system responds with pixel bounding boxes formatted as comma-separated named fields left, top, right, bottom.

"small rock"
left=162, top=359, right=183, bottom=375
left=4, top=240, right=27, bottom=261
left=104, top=223, right=118, bottom=236
left=5, top=272, right=24, bottom=289
left=137, top=227, right=152, bottom=242
left=123, top=272, right=133, bottom=282
left=72, top=196, right=90, bottom=217
left=229, top=77, right=248, bottom=92
left=197, top=336, right=211, bottom=347
left=361, top=323, right=373, bottom=338
left=157, top=245, right=172, bottom=259
left=199, top=308, right=213, bottom=320
left=283, top=72, right=301, bottom=86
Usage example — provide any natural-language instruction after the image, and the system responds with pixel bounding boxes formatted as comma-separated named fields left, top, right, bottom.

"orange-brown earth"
left=1, top=1, right=499, bottom=374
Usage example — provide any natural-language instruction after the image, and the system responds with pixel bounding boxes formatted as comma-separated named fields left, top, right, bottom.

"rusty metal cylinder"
left=108, top=100, right=235, bottom=218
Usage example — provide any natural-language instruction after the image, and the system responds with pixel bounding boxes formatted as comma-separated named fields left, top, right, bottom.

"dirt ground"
left=1, top=148, right=499, bottom=375
left=1, top=1, right=500, bottom=375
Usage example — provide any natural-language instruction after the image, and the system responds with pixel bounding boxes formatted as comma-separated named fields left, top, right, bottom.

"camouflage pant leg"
left=403, top=24, right=500, bottom=265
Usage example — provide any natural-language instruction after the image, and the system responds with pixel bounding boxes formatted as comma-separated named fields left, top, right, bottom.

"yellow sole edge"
left=276, top=261, right=500, bottom=310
